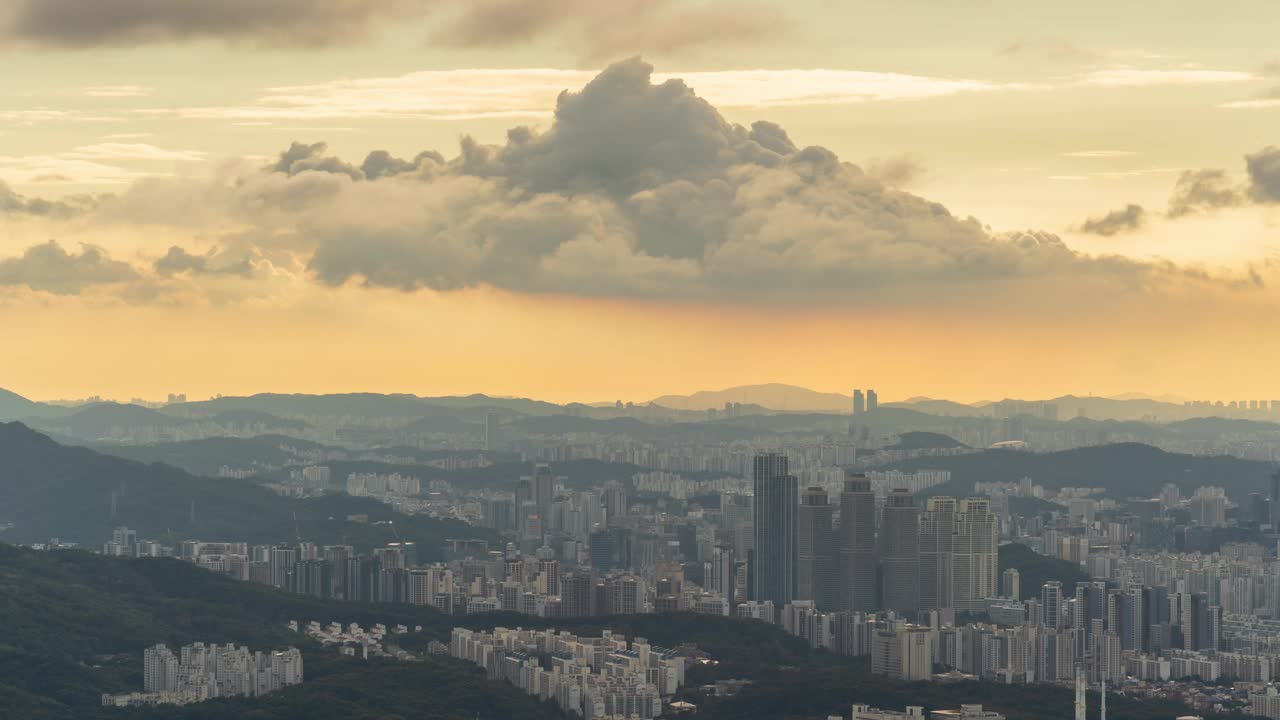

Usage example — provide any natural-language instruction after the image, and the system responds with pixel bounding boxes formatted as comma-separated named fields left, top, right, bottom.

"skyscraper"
left=561, top=567, right=595, bottom=617
left=918, top=496, right=956, bottom=612
left=852, top=390, right=866, bottom=415
left=751, top=452, right=797, bottom=609
left=880, top=489, right=919, bottom=615
left=838, top=473, right=878, bottom=611
left=952, top=497, right=998, bottom=611
left=710, top=545, right=736, bottom=607
left=1002, top=568, right=1021, bottom=600
left=866, top=389, right=879, bottom=412
left=798, top=486, right=835, bottom=609
left=1042, top=581, right=1064, bottom=630
left=1270, top=471, right=1280, bottom=526
left=528, top=464, right=556, bottom=521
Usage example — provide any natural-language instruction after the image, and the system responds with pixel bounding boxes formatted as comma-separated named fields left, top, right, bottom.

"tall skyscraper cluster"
left=750, top=453, right=997, bottom=619
left=851, top=389, right=879, bottom=415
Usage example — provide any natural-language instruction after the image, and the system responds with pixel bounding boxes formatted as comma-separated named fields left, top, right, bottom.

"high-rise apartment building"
left=1042, top=581, right=1064, bottom=630
left=709, top=545, right=736, bottom=607
left=838, top=473, right=878, bottom=611
left=852, top=390, right=866, bottom=415
left=751, top=453, right=798, bottom=609
left=798, top=487, right=835, bottom=610
left=953, top=498, right=998, bottom=611
left=871, top=624, right=932, bottom=681
left=919, top=497, right=957, bottom=612
left=867, top=389, right=880, bottom=412
left=880, top=490, right=920, bottom=615
left=1001, top=568, right=1021, bottom=600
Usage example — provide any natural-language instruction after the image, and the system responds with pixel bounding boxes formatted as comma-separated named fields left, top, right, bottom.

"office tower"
left=751, top=452, right=798, bottom=608
left=852, top=389, right=866, bottom=415
left=1002, top=568, right=1020, bottom=600
left=838, top=474, right=878, bottom=611
left=1042, top=581, right=1064, bottom=630
left=677, top=523, right=699, bottom=562
left=528, top=464, right=556, bottom=520
left=953, top=498, right=998, bottom=611
left=880, top=489, right=920, bottom=615
left=867, top=389, right=879, bottom=412
left=561, top=567, right=595, bottom=617
left=483, top=412, right=500, bottom=451
left=798, top=487, right=835, bottom=609
left=1142, top=585, right=1169, bottom=652
left=1271, top=471, right=1280, bottom=526
left=589, top=528, right=615, bottom=570
left=919, top=497, right=956, bottom=612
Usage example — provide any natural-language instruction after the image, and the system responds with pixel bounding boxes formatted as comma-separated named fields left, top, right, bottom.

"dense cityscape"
left=54, top=388, right=1280, bottom=720
left=6, top=3, right=1280, bottom=719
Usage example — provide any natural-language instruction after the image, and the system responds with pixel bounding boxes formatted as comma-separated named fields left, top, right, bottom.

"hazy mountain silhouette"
left=650, top=383, right=852, bottom=412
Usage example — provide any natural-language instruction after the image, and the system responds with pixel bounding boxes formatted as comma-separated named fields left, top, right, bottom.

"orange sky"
left=5, top=283, right=1279, bottom=404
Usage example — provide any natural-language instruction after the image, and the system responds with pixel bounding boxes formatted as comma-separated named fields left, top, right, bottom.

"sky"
left=2, top=0, right=1279, bottom=404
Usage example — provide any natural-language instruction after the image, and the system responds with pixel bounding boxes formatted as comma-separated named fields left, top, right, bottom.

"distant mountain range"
left=647, top=385, right=1230, bottom=422
left=650, top=383, right=853, bottom=412
left=0, top=385, right=1264, bottom=428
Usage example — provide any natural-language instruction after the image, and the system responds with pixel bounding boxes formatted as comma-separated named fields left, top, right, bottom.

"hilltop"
left=0, top=423, right=489, bottom=554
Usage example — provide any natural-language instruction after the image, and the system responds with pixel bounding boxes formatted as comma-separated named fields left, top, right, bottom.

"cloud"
left=1062, top=150, right=1137, bottom=159
left=1245, top=146, right=1280, bottom=203
left=270, top=142, right=363, bottom=180
left=0, top=0, right=424, bottom=48
left=82, top=85, right=153, bottom=98
left=432, top=0, right=786, bottom=61
left=0, top=181, right=95, bottom=217
left=251, top=59, right=1235, bottom=306
left=1166, top=169, right=1245, bottom=217
left=1079, top=68, right=1256, bottom=87
left=1076, top=204, right=1146, bottom=237
left=153, top=246, right=254, bottom=277
left=864, top=155, right=926, bottom=187
left=65, top=143, right=206, bottom=162
left=1161, top=149, right=1280, bottom=218
left=0, top=240, right=137, bottom=293
left=141, top=67, right=1017, bottom=123
left=998, top=39, right=1100, bottom=63
left=31, top=59, right=1265, bottom=309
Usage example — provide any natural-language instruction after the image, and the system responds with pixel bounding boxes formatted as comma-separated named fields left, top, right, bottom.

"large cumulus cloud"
left=2, top=59, right=1259, bottom=307
left=285, top=59, right=1213, bottom=304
